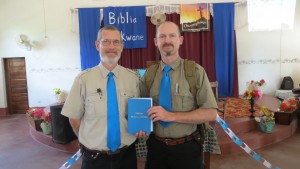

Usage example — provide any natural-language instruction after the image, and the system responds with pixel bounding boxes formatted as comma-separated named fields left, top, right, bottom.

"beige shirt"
left=61, top=63, right=139, bottom=151
left=141, top=57, right=217, bottom=138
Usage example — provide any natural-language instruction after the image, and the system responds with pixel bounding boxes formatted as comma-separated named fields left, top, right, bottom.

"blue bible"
left=128, top=98, right=153, bottom=134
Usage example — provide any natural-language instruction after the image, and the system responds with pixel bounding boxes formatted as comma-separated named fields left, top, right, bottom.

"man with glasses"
left=61, top=25, right=140, bottom=169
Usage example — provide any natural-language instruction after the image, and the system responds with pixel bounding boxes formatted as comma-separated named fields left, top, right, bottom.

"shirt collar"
left=98, top=62, right=120, bottom=79
left=159, top=57, right=181, bottom=72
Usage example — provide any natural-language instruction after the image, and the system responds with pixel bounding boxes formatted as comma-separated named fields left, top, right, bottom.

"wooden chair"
left=210, top=81, right=226, bottom=120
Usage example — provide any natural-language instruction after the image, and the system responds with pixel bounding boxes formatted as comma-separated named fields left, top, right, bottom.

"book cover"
left=128, top=98, right=153, bottom=134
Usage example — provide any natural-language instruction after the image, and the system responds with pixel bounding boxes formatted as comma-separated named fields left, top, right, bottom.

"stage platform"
left=29, top=95, right=298, bottom=156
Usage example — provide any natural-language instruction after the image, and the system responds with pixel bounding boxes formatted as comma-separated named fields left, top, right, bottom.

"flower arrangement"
left=243, top=89, right=263, bottom=102
left=27, top=108, right=44, bottom=120
left=256, top=106, right=275, bottom=123
left=278, top=99, right=298, bottom=112
left=26, top=107, right=45, bottom=131
left=54, top=88, right=61, bottom=95
left=247, top=79, right=266, bottom=88
left=256, top=106, right=275, bottom=133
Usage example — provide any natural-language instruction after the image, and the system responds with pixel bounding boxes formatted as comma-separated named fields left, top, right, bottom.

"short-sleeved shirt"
left=142, top=57, right=217, bottom=138
left=61, top=63, right=140, bottom=151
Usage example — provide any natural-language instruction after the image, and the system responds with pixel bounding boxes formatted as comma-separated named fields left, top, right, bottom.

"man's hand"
left=135, top=130, right=149, bottom=138
left=147, top=106, right=173, bottom=122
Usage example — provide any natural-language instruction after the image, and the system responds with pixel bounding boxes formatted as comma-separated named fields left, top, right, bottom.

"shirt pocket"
left=85, top=91, right=106, bottom=119
left=174, top=91, right=195, bottom=111
left=119, top=90, right=136, bottom=117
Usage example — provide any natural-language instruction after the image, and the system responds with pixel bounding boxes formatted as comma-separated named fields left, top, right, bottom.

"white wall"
left=237, top=1, right=300, bottom=94
left=0, top=0, right=299, bottom=108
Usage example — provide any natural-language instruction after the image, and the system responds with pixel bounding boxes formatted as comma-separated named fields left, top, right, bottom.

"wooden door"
left=4, top=58, right=29, bottom=114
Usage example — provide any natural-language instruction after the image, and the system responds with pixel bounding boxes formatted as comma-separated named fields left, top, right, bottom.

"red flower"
left=42, top=112, right=51, bottom=123
left=278, top=99, right=297, bottom=112
left=260, top=79, right=265, bottom=83
left=27, top=108, right=44, bottom=119
left=244, top=89, right=262, bottom=102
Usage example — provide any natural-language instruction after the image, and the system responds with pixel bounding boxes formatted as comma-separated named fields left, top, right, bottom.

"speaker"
left=50, top=104, right=77, bottom=144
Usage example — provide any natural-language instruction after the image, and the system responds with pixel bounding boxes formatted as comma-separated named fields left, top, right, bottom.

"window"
left=247, top=0, right=296, bottom=31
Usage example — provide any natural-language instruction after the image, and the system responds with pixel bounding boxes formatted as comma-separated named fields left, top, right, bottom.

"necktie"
left=107, top=72, right=121, bottom=152
left=159, top=65, right=172, bottom=127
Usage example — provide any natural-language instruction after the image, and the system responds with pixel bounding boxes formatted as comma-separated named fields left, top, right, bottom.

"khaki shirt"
left=141, top=57, right=217, bottom=138
left=61, top=63, right=139, bottom=151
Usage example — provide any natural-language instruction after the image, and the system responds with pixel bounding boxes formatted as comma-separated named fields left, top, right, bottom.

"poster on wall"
left=103, top=6, right=147, bottom=49
left=180, top=4, right=210, bottom=32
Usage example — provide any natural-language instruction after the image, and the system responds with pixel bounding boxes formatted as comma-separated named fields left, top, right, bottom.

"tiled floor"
left=1, top=114, right=299, bottom=169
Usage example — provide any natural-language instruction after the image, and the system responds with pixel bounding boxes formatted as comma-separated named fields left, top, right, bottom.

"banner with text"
left=180, top=4, right=210, bottom=32
left=103, top=6, right=147, bottom=49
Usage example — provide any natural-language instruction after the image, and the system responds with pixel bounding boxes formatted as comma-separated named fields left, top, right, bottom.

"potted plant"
left=26, top=108, right=44, bottom=131
left=275, top=98, right=298, bottom=125
left=54, top=88, right=64, bottom=103
left=255, top=106, right=275, bottom=133
left=40, top=111, right=52, bottom=135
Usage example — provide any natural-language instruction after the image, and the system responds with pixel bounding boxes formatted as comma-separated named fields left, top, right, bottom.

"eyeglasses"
left=100, top=39, right=122, bottom=46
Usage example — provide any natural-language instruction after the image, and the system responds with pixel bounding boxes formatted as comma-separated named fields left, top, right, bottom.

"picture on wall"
left=180, top=3, right=210, bottom=32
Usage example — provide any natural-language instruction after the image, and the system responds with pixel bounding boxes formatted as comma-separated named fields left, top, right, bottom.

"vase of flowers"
left=26, top=108, right=44, bottom=131
left=247, top=79, right=266, bottom=90
left=244, top=89, right=263, bottom=118
left=278, top=99, right=298, bottom=112
left=255, top=106, right=275, bottom=133
left=275, top=98, right=298, bottom=125
left=54, top=88, right=64, bottom=103
left=40, top=111, right=52, bottom=135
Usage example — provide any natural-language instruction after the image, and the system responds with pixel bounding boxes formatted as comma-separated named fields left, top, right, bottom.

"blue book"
left=128, top=98, right=153, bottom=134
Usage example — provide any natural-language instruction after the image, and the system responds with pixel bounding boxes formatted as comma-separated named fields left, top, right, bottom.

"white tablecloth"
left=275, top=90, right=297, bottom=100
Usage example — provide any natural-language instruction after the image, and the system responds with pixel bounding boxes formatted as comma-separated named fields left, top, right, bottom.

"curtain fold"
left=213, top=3, right=235, bottom=97
left=78, top=8, right=100, bottom=70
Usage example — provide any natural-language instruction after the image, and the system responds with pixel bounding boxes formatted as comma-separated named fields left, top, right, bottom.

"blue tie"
left=107, top=72, right=121, bottom=152
left=159, top=65, right=172, bottom=127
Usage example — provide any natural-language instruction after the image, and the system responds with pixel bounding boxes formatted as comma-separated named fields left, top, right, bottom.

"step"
left=212, top=117, right=257, bottom=138
left=29, top=125, right=79, bottom=153
left=217, top=118, right=298, bottom=155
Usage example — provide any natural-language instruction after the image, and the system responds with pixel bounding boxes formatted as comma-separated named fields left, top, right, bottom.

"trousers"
left=81, top=142, right=137, bottom=169
left=145, top=134, right=204, bottom=169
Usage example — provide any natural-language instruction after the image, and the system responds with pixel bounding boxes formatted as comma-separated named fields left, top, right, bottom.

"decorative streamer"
left=216, top=114, right=280, bottom=169
left=59, top=149, right=81, bottom=169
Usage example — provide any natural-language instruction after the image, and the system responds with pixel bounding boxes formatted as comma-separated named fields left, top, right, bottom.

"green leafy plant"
left=255, top=106, right=275, bottom=123
left=54, top=88, right=61, bottom=95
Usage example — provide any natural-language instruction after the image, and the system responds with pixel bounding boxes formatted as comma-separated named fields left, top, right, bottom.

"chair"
left=210, top=81, right=219, bottom=100
left=210, top=81, right=226, bottom=120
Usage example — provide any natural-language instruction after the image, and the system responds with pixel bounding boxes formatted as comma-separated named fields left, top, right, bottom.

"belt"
left=80, top=144, right=128, bottom=158
left=154, top=130, right=200, bottom=146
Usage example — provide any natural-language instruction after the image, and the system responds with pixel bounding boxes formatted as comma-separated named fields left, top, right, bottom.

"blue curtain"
left=78, top=8, right=100, bottom=70
left=213, top=3, right=235, bottom=97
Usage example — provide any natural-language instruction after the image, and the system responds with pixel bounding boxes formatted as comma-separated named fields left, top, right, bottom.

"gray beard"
left=100, top=53, right=120, bottom=66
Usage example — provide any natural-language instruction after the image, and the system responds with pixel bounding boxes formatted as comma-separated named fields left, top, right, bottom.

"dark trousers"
left=145, top=134, right=203, bottom=169
left=81, top=143, right=137, bottom=169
